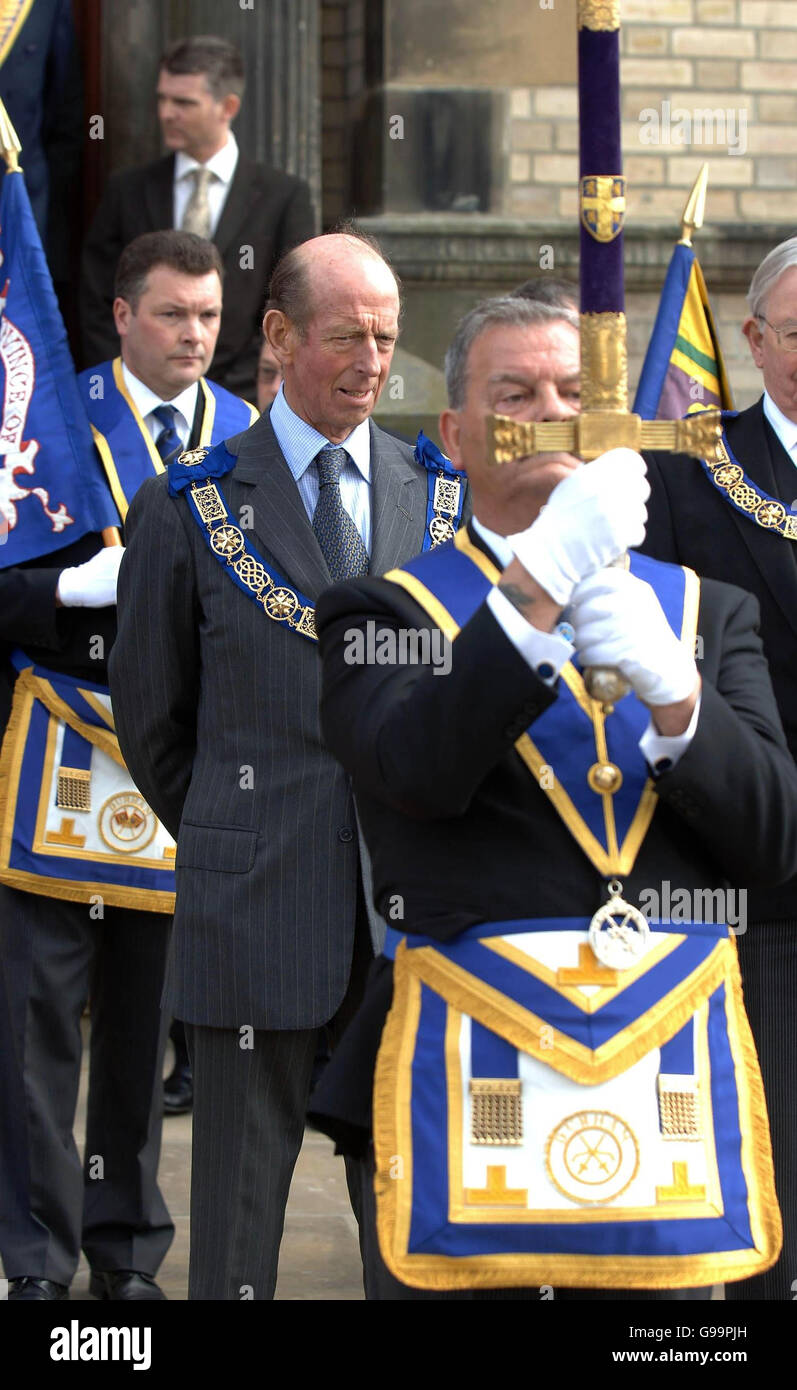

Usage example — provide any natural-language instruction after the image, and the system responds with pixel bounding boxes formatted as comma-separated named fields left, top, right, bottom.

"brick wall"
left=507, top=1, right=797, bottom=227
left=497, top=0, right=797, bottom=407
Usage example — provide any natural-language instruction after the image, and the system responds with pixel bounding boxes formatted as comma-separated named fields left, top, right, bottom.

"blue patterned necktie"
left=152, top=404, right=181, bottom=463
left=312, top=446, right=369, bottom=581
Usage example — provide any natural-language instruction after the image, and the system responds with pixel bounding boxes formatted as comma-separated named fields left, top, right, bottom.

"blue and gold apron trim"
left=700, top=412, right=797, bottom=541
left=81, top=358, right=258, bottom=523
left=374, top=920, right=780, bottom=1290
left=384, top=532, right=700, bottom=877
left=0, top=653, right=176, bottom=912
left=0, top=1, right=34, bottom=66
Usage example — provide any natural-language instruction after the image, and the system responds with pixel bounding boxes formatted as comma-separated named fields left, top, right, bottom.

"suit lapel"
left=229, top=412, right=332, bottom=599
left=723, top=400, right=797, bottom=641
left=369, top=422, right=427, bottom=577
left=145, top=155, right=175, bottom=229
left=212, top=158, right=254, bottom=258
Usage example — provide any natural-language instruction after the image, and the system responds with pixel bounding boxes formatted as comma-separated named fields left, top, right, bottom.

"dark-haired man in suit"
left=641, top=235, right=797, bottom=1300
left=0, top=229, right=254, bottom=1304
left=81, top=34, right=315, bottom=400
left=109, top=230, right=468, bottom=1299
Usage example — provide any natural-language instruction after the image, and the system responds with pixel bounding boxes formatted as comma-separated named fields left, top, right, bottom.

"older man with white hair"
left=643, top=235, right=797, bottom=1300
left=109, top=229, right=471, bottom=1300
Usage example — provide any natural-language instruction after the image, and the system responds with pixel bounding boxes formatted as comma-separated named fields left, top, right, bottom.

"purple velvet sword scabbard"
left=578, top=26, right=624, bottom=316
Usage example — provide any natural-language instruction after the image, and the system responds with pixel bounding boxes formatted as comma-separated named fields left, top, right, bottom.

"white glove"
left=507, top=448, right=649, bottom=607
left=569, top=568, right=699, bottom=707
left=57, top=545, right=124, bottom=608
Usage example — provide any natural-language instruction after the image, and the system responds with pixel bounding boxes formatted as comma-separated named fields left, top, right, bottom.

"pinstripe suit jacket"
left=108, top=412, right=448, bottom=1029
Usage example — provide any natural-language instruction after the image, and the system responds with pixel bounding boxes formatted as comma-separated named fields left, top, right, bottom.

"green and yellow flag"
left=634, top=240, right=734, bottom=419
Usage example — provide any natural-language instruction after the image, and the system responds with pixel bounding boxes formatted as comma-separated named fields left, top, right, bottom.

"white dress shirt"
left=173, top=133, right=239, bottom=237
left=472, top=516, right=699, bottom=771
left=121, top=361, right=197, bottom=450
left=269, top=385, right=372, bottom=552
left=762, top=389, right=797, bottom=468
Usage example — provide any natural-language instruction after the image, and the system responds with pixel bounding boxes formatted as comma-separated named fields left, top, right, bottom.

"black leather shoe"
left=89, top=1271, right=166, bottom=1301
left=163, top=1062, right=193, bottom=1115
left=8, top=1276, right=69, bottom=1301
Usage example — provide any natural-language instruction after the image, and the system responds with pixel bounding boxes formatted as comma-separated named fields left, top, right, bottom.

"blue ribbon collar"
left=168, top=443, right=318, bottom=643
left=167, top=440, right=237, bottom=494
left=79, top=360, right=256, bottom=524
left=169, top=434, right=468, bottom=643
left=414, top=431, right=467, bottom=547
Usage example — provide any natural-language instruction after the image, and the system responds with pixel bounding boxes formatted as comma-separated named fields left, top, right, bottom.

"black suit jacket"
left=641, top=397, right=797, bottom=920
left=108, top=415, right=459, bottom=1030
left=318, top=526, right=797, bottom=936
left=307, top=526, right=797, bottom=1145
left=0, top=533, right=115, bottom=735
left=80, top=152, right=315, bottom=398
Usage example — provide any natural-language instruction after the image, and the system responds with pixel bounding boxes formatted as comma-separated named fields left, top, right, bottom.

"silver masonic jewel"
left=588, top=878, right=650, bottom=971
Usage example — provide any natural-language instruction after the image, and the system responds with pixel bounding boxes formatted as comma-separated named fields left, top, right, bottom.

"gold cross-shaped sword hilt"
left=488, top=408, right=723, bottom=466
left=486, top=407, right=723, bottom=708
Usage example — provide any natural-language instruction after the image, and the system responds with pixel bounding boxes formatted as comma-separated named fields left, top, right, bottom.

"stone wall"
left=506, top=1, right=797, bottom=227
left=320, top=1, right=797, bottom=440
left=320, top=0, right=365, bottom=228
left=363, top=219, right=769, bottom=441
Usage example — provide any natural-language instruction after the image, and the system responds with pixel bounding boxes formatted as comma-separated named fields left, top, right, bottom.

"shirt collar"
left=174, top=131, right=238, bottom=187
left=121, top=360, right=199, bottom=433
left=269, top=384, right=372, bottom=483
left=472, top=516, right=512, bottom=570
left=763, top=390, right=797, bottom=460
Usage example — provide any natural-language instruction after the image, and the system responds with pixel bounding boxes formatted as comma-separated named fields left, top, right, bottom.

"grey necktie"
left=312, top=446, right=369, bottom=582
left=181, top=167, right=213, bottom=238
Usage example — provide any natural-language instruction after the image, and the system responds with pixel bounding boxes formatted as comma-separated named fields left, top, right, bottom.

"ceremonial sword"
left=487, top=0, right=722, bottom=708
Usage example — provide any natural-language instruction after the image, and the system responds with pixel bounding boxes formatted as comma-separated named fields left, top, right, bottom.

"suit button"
left=338, top=827, right=354, bottom=843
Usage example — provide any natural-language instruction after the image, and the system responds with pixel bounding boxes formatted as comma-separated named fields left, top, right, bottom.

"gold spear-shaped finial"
left=0, top=97, right=22, bottom=173
left=678, top=162, right=708, bottom=248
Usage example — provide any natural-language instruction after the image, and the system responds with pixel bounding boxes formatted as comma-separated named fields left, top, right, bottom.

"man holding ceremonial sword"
left=306, top=0, right=797, bottom=1298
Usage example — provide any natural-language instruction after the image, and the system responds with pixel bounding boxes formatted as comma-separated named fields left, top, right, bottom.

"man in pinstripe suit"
left=109, top=232, right=461, bottom=1299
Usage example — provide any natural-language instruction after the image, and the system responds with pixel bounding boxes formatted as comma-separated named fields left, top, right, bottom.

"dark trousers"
left=184, top=904, right=373, bottom=1301
left=0, top=884, right=173, bottom=1284
left=726, top=920, right=797, bottom=1301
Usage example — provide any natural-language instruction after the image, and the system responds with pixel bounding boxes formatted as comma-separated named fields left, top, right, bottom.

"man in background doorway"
left=81, top=35, right=314, bottom=401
